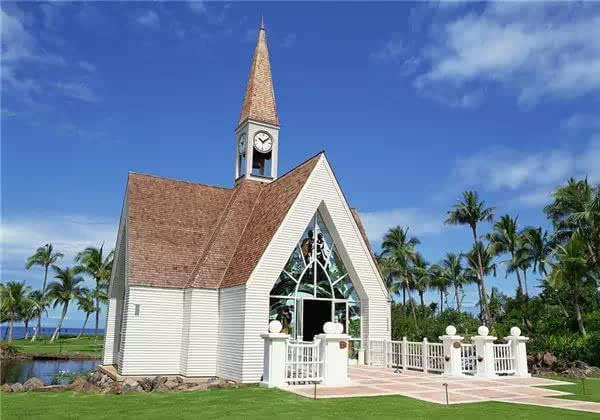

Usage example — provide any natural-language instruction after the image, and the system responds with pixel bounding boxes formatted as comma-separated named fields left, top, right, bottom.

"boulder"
left=23, top=377, right=45, bottom=391
left=575, top=360, right=589, bottom=369
left=70, top=377, right=89, bottom=392
left=1, top=384, right=12, bottom=392
left=542, top=353, right=557, bottom=367
left=164, top=379, right=178, bottom=391
left=138, top=377, right=154, bottom=392
left=107, top=382, right=124, bottom=395
left=10, top=383, right=24, bottom=393
left=123, top=378, right=141, bottom=392
left=152, top=376, right=167, bottom=391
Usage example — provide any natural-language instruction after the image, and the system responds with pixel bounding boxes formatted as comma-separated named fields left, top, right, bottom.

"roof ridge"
left=185, top=183, right=245, bottom=288
left=128, top=171, right=232, bottom=191
left=267, top=151, right=324, bottom=186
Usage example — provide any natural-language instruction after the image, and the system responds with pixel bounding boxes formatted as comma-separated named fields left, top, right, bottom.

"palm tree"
left=76, top=289, right=95, bottom=339
left=25, top=244, right=64, bottom=294
left=445, top=191, right=494, bottom=325
left=28, top=290, right=49, bottom=341
left=20, top=297, right=37, bottom=340
left=47, top=266, right=85, bottom=342
left=487, top=215, right=525, bottom=296
left=0, top=281, right=32, bottom=342
left=381, top=227, right=419, bottom=307
left=465, top=242, right=497, bottom=321
left=429, top=263, right=449, bottom=313
left=75, top=245, right=114, bottom=339
left=522, top=227, right=551, bottom=277
left=546, top=234, right=592, bottom=336
left=411, top=253, right=430, bottom=309
left=440, top=253, right=466, bottom=311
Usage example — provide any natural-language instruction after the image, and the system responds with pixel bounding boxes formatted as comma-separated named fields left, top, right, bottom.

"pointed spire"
left=238, top=20, right=279, bottom=127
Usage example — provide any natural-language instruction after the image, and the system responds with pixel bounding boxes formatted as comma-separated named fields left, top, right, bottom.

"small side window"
left=134, top=304, right=140, bottom=316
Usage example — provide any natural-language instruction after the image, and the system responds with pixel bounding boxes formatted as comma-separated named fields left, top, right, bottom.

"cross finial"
left=260, top=16, right=264, bottom=30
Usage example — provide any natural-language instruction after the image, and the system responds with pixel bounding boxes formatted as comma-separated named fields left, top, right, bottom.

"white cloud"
left=394, top=2, right=600, bottom=107
left=359, top=208, right=447, bottom=245
left=282, top=33, right=296, bottom=49
left=188, top=1, right=206, bottom=15
left=561, top=114, right=600, bottom=131
left=371, top=37, right=406, bottom=63
left=136, top=10, right=160, bottom=28
left=1, top=214, right=118, bottom=264
left=78, top=60, right=96, bottom=72
left=517, top=189, right=553, bottom=207
left=53, top=82, right=98, bottom=102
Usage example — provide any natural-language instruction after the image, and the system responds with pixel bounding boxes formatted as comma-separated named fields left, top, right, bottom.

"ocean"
left=0, top=326, right=105, bottom=340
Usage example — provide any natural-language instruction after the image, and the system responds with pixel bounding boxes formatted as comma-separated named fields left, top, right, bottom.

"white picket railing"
left=427, top=342, right=445, bottom=372
left=285, top=340, right=323, bottom=384
left=406, top=341, right=423, bottom=369
left=367, top=339, right=388, bottom=366
left=389, top=341, right=402, bottom=368
left=460, top=343, right=477, bottom=374
left=493, top=343, right=515, bottom=374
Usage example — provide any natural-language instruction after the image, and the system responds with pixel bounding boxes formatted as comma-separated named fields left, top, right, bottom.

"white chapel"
left=102, top=23, right=391, bottom=383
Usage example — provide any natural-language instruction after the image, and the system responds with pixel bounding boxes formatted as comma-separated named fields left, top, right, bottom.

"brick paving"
left=284, top=365, right=600, bottom=414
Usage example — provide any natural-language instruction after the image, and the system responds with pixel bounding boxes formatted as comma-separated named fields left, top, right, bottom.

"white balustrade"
left=286, top=340, right=323, bottom=383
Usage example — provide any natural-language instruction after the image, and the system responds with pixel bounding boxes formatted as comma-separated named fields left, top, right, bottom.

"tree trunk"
left=409, top=291, right=419, bottom=335
left=513, top=254, right=523, bottom=296
left=95, top=279, right=100, bottom=341
left=419, top=291, right=425, bottom=309
left=471, top=227, right=491, bottom=326
left=8, top=317, right=14, bottom=342
left=454, top=285, right=461, bottom=311
left=572, top=286, right=587, bottom=336
left=555, top=288, right=570, bottom=317
left=439, top=290, right=444, bottom=313
left=51, top=303, right=69, bottom=343
left=522, top=269, right=529, bottom=298
left=78, top=313, right=90, bottom=339
left=32, top=315, right=41, bottom=342
left=24, top=320, right=30, bottom=340
left=402, top=286, right=406, bottom=308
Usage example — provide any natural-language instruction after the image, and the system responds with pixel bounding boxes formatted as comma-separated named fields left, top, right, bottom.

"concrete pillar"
left=260, top=321, right=289, bottom=388
left=316, top=331, right=351, bottom=386
left=401, top=336, right=408, bottom=371
left=422, top=338, right=429, bottom=372
left=439, top=325, right=464, bottom=377
left=506, top=327, right=531, bottom=378
left=472, top=326, right=497, bottom=379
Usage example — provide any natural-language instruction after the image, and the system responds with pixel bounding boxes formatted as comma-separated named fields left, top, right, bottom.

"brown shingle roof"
left=126, top=173, right=232, bottom=288
left=238, top=24, right=279, bottom=127
left=125, top=153, right=322, bottom=289
left=220, top=153, right=322, bottom=288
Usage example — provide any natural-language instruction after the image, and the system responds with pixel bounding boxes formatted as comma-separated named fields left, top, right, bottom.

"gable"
left=246, top=155, right=389, bottom=301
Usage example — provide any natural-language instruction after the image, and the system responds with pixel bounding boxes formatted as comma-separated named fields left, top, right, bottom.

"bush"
left=529, top=332, right=600, bottom=366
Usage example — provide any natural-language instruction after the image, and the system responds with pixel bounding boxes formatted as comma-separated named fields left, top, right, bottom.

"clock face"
left=253, top=131, right=273, bottom=153
left=238, top=134, right=247, bottom=155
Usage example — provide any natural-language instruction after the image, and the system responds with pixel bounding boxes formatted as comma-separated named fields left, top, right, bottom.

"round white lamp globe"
left=477, top=326, right=489, bottom=337
left=268, top=320, right=282, bottom=333
left=335, top=322, right=344, bottom=334
left=445, top=325, right=457, bottom=336
left=510, top=326, right=521, bottom=337
left=323, top=321, right=336, bottom=334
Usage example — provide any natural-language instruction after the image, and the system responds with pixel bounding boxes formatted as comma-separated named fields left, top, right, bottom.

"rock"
left=164, top=379, right=178, bottom=391
left=10, top=383, right=24, bottom=393
left=138, top=378, right=154, bottom=392
left=184, top=383, right=210, bottom=392
left=542, top=353, right=557, bottom=367
left=70, top=377, right=89, bottom=392
left=152, top=376, right=167, bottom=391
left=575, top=360, right=589, bottom=369
left=23, top=377, right=45, bottom=391
left=1, top=384, right=12, bottom=392
left=107, top=382, right=123, bottom=395
left=122, top=378, right=141, bottom=392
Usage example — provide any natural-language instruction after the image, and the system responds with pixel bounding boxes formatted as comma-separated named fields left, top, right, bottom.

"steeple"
left=238, top=21, right=279, bottom=128
left=234, top=21, right=281, bottom=184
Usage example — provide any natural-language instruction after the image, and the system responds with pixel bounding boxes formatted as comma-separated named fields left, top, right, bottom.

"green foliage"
left=529, top=333, right=600, bottom=367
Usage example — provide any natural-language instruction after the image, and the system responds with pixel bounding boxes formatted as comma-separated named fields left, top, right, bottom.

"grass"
left=1, top=335, right=103, bottom=357
left=1, top=385, right=598, bottom=420
left=540, top=375, right=600, bottom=403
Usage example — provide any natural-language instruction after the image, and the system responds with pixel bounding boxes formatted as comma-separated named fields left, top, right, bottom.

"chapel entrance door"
left=302, top=299, right=332, bottom=342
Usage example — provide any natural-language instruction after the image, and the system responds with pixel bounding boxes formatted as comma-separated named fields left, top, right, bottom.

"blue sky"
left=2, top=1, right=600, bottom=327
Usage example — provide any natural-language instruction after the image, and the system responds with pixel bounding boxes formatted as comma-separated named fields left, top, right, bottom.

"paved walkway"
left=285, top=365, right=600, bottom=414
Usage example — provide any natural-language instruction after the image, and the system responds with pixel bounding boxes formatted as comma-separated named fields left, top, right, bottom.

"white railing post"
left=385, top=339, right=390, bottom=367
left=439, top=325, right=464, bottom=377
left=401, top=337, right=408, bottom=372
left=506, top=327, right=530, bottom=377
left=472, top=326, right=497, bottom=379
left=260, top=321, right=290, bottom=388
left=316, top=322, right=351, bottom=386
left=421, top=338, right=429, bottom=372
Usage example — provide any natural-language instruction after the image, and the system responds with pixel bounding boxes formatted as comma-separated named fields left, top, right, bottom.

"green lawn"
left=1, top=385, right=598, bottom=420
left=1, top=335, right=103, bottom=358
left=542, top=375, right=600, bottom=403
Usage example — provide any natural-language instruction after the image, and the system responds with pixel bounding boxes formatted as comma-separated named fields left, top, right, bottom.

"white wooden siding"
left=119, top=286, right=184, bottom=376
left=216, top=285, right=246, bottom=381
left=184, top=289, right=219, bottom=377
left=179, top=289, right=192, bottom=375
left=242, top=155, right=390, bottom=382
left=117, top=287, right=130, bottom=372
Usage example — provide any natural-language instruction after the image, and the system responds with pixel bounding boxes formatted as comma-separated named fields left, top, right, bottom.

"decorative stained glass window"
left=269, top=210, right=361, bottom=340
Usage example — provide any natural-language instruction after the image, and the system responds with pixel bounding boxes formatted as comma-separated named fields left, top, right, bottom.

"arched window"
left=269, top=211, right=361, bottom=341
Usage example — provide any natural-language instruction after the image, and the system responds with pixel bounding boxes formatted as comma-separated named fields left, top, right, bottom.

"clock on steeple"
left=234, top=20, right=280, bottom=183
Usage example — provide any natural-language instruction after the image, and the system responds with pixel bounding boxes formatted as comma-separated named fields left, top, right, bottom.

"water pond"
left=1, top=358, right=100, bottom=385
